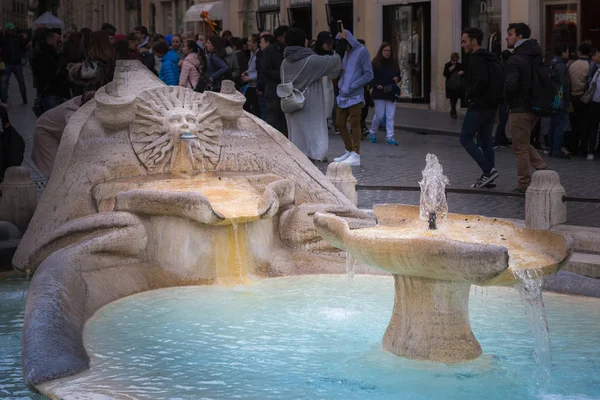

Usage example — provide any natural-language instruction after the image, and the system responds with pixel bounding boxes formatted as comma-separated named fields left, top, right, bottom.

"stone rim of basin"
left=314, top=203, right=573, bottom=286
left=91, top=172, right=295, bottom=225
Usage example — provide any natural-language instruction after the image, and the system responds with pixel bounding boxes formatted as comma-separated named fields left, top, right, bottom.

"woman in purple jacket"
left=368, top=42, right=401, bottom=145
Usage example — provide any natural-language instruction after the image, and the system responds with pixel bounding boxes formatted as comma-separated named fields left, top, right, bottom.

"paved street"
left=3, top=66, right=599, bottom=227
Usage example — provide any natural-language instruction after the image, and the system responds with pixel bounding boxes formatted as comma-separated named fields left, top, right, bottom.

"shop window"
left=543, top=2, right=578, bottom=56
left=462, top=0, right=502, bottom=58
left=382, top=3, right=431, bottom=102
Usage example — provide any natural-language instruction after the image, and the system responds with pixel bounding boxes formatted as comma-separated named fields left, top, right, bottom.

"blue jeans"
left=547, top=111, right=567, bottom=155
left=460, top=107, right=496, bottom=174
left=40, top=95, right=66, bottom=113
left=1, top=63, right=27, bottom=103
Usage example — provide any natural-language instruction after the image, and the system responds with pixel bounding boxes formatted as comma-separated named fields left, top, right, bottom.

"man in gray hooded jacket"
left=280, top=28, right=345, bottom=162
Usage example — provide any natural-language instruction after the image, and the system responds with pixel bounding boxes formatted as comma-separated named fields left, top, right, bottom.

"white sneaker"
left=342, top=151, right=360, bottom=167
left=334, top=151, right=351, bottom=162
left=586, top=154, right=595, bottom=161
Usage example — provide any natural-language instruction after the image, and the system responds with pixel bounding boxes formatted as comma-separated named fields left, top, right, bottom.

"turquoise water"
left=0, top=276, right=46, bottom=399
left=38, top=275, right=600, bottom=400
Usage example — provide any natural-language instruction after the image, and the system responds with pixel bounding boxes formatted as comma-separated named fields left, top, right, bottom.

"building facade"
left=54, top=0, right=600, bottom=111
left=1, top=0, right=31, bottom=29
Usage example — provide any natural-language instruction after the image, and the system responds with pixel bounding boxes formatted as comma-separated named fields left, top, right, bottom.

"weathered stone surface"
left=326, top=162, right=358, bottom=206
left=526, top=170, right=567, bottom=230
left=0, top=166, right=37, bottom=233
left=544, top=271, right=600, bottom=298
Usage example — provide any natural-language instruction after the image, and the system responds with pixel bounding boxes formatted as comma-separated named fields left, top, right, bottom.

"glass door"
left=542, top=1, right=579, bottom=57
left=382, top=2, right=431, bottom=102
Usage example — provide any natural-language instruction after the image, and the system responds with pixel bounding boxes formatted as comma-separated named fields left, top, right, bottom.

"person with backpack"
left=580, top=48, right=600, bottom=161
left=504, top=23, right=549, bottom=193
left=545, top=44, right=571, bottom=159
left=179, top=40, right=202, bottom=90
left=204, top=35, right=231, bottom=92
left=459, top=27, right=501, bottom=189
left=153, top=40, right=180, bottom=86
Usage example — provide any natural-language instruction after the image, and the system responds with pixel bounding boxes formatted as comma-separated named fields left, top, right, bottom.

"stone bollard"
left=326, top=162, right=358, bottom=206
left=0, top=166, right=38, bottom=233
left=525, top=170, right=567, bottom=230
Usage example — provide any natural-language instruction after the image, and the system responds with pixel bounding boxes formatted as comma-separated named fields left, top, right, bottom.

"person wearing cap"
left=280, top=28, right=346, bottom=162
left=0, top=22, right=28, bottom=105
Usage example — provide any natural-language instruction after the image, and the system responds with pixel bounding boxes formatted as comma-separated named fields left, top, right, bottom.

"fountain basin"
left=314, top=204, right=573, bottom=363
left=92, top=172, right=294, bottom=224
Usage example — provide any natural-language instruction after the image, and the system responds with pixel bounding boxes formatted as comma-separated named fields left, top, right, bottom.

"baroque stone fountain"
left=14, top=61, right=373, bottom=395
left=314, top=154, right=573, bottom=363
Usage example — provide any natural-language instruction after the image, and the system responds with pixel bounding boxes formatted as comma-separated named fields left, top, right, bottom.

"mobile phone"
left=337, top=20, right=344, bottom=34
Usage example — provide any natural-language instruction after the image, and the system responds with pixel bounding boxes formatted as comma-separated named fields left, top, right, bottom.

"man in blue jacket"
left=333, top=30, right=374, bottom=167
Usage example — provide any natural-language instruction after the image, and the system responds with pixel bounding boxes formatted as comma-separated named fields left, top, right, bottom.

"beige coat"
left=569, top=59, right=590, bottom=97
left=32, top=97, right=81, bottom=177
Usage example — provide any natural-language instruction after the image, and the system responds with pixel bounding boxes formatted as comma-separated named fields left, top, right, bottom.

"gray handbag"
left=277, top=56, right=312, bottom=114
left=581, top=70, right=599, bottom=104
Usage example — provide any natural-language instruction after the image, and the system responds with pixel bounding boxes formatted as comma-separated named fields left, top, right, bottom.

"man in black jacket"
left=460, top=27, right=499, bottom=189
left=504, top=23, right=548, bottom=193
left=0, top=23, right=28, bottom=104
left=260, top=25, right=288, bottom=136
left=31, top=29, right=69, bottom=112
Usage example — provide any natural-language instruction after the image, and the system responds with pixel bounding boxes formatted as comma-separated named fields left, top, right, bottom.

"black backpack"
left=530, top=62, right=561, bottom=117
left=486, top=58, right=505, bottom=105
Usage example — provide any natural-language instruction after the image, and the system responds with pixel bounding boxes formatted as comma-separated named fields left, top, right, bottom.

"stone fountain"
left=314, top=154, right=573, bottom=363
left=15, top=61, right=374, bottom=395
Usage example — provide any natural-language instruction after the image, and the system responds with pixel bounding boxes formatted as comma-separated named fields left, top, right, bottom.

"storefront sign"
left=480, top=1, right=496, bottom=14
left=259, top=0, right=280, bottom=9
left=553, top=10, right=577, bottom=27
left=290, top=0, right=311, bottom=6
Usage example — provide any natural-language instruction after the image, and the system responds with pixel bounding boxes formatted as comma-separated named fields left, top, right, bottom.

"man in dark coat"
left=460, top=27, right=500, bottom=189
left=0, top=23, right=28, bottom=104
left=504, top=23, right=548, bottom=193
left=31, top=29, right=69, bottom=112
left=260, top=25, right=288, bottom=136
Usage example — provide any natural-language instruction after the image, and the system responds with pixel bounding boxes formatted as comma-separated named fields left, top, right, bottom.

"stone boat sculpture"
left=14, top=60, right=374, bottom=393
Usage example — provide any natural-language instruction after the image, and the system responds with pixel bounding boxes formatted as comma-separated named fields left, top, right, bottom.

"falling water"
left=513, top=268, right=552, bottom=386
left=345, top=252, right=356, bottom=279
left=231, top=221, right=243, bottom=284
left=418, top=154, right=450, bottom=228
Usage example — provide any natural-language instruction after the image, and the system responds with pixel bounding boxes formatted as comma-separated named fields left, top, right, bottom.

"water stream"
left=345, top=252, right=356, bottom=279
left=231, top=221, right=243, bottom=284
left=418, top=154, right=450, bottom=228
left=513, top=268, right=552, bottom=386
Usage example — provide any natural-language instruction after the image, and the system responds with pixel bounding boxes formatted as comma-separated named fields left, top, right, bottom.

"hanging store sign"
left=290, top=0, right=312, bottom=6
left=259, top=0, right=280, bottom=10
left=553, top=10, right=577, bottom=27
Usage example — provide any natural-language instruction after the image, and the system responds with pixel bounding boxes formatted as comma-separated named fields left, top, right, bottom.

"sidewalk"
left=384, top=104, right=464, bottom=136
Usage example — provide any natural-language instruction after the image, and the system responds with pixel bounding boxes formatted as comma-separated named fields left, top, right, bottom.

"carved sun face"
left=130, top=86, right=223, bottom=174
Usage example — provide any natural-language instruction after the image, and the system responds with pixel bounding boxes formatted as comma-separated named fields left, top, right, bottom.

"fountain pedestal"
left=314, top=203, right=573, bottom=363
left=384, top=275, right=481, bottom=363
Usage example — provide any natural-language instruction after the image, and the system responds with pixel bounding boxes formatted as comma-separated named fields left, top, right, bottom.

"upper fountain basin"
left=92, top=171, right=295, bottom=225
left=314, top=204, right=573, bottom=286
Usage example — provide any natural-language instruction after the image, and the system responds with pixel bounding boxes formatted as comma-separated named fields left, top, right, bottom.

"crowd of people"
left=1, top=20, right=598, bottom=191
left=445, top=23, right=600, bottom=191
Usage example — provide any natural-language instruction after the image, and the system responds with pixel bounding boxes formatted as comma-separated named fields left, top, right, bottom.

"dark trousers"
left=547, top=111, right=567, bottom=155
left=1, top=63, right=27, bottom=103
left=568, top=97, right=585, bottom=152
left=450, top=97, right=458, bottom=116
left=40, top=95, right=66, bottom=113
left=460, top=107, right=496, bottom=174
left=494, top=104, right=510, bottom=144
left=580, top=102, right=600, bottom=155
left=360, top=103, right=369, bottom=131
left=243, top=87, right=261, bottom=118
left=266, top=97, right=287, bottom=137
